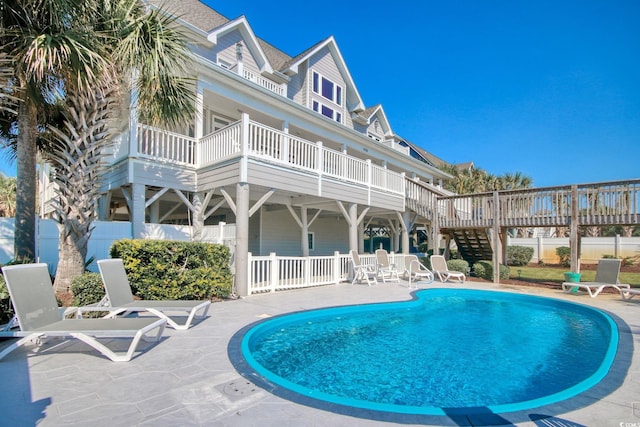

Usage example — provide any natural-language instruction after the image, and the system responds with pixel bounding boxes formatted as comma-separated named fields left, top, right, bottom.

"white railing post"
left=240, top=113, right=250, bottom=182
left=304, top=256, right=311, bottom=287
left=401, top=172, right=406, bottom=209
left=316, top=141, right=323, bottom=173
left=333, top=251, right=341, bottom=284
left=270, top=252, right=278, bottom=293
left=281, top=122, right=289, bottom=163
left=217, top=222, right=225, bottom=244
left=247, top=252, right=253, bottom=296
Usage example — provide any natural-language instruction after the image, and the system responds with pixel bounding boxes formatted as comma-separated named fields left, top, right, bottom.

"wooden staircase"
left=450, top=229, right=493, bottom=264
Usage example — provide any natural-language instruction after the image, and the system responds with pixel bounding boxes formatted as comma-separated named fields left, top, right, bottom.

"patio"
left=0, top=280, right=638, bottom=426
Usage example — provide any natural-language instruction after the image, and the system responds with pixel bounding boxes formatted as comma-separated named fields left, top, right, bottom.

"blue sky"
left=3, top=1, right=638, bottom=188
left=202, top=0, right=639, bottom=188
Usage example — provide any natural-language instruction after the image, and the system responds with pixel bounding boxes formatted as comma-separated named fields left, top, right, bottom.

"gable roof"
left=207, top=16, right=273, bottom=74
left=282, top=36, right=365, bottom=112
left=360, top=104, right=393, bottom=136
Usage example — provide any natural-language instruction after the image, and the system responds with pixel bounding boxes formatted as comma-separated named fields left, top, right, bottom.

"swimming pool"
left=240, top=289, right=618, bottom=416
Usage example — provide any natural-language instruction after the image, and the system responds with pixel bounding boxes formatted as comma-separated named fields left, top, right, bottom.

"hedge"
left=506, top=246, right=534, bottom=266
left=472, top=260, right=510, bottom=280
left=109, top=239, right=233, bottom=300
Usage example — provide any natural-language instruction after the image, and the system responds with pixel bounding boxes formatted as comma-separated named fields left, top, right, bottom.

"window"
left=308, top=232, right=315, bottom=251
left=312, top=100, right=342, bottom=123
left=312, top=71, right=343, bottom=106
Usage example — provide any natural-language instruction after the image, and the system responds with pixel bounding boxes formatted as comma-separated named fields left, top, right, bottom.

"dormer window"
left=312, top=71, right=342, bottom=106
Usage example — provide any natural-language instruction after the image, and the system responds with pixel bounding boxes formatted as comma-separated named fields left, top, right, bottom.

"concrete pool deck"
left=0, top=280, right=638, bottom=426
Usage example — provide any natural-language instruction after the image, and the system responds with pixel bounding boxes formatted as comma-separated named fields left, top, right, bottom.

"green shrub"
left=71, top=273, right=105, bottom=306
left=556, top=246, right=571, bottom=267
left=506, top=246, right=534, bottom=266
left=447, top=259, right=469, bottom=274
left=109, top=239, right=233, bottom=300
left=472, top=261, right=510, bottom=280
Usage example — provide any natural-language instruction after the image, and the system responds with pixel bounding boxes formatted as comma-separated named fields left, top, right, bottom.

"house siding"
left=132, top=162, right=196, bottom=191
left=197, top=161, right=241, bottom=190
left=258, top=208, right=349, bottom=256
left=215, top=30, right=261, bottom=73
left=307, top=47, right=353, bottom=128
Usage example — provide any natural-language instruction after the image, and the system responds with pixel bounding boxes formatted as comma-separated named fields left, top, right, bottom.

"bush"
left=109, top=239, right=233, bottom=300
left=447, top=259, right=469, bottom=274
left=506, top=246, right=534, bottom=266
left=472, top=261, right=510, bottom=280
left=556, top=246, right=571, bottom=267
left=71, top=273, right=105, bottom=306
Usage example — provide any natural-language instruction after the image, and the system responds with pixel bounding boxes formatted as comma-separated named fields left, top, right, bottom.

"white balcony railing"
left=132, top=117, right=406, bottom=196
left=243, top=69, right=285, bottom=96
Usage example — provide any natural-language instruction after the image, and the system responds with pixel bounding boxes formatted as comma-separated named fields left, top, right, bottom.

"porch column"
left=131, top=183, right=146, bottom=238
left=195, top=83, right=204, bottom=140
left=149, top=201, right=159, bottom=223
left=192, top=192, right=205, bottom=241
left=128, top=71, right=139, bottom=157
left=235, top=183, right=250, bottom=297
left=97, top=192, right=111, bottom=221
left=348, top=203, right=358, bottom=252
left=300, top=207, right=309, bottom=257
left=569, top=185, right=581, bottom=274
left=400, top=211, right=411, bottom=254
left=358, top=222, right=365, bottom=254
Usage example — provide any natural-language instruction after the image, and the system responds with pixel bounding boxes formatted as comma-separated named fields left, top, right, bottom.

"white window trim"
left=312, top=100, right=343, bottom=124
left=312, top=71, right=343, bottom=107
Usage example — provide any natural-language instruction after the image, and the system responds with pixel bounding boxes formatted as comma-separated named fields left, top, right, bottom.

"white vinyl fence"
left=246, top=252, right=408, bottom=295
left=508, top=235, right=640, bottom=264
left=0, top=218, right=235, bottom=274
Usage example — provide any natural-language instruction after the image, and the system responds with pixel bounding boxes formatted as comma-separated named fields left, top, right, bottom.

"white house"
left=39, top=0, right=453, bottom=295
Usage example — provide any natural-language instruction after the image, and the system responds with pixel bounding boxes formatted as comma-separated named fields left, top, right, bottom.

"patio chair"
left=620, top=288, right=640, bottom=300
left=375, top=249, right=400, bottom=283
left=430, top=255, right=466, bottom=283
left=562, top=258, right=630, bottom=298
left=349, top=250, right=378, bottom=286
left=403, top=255, right=434, bottom=289
left=0, top=264, right=166, bottom=362
left=93, top=259, right=211, bottom=330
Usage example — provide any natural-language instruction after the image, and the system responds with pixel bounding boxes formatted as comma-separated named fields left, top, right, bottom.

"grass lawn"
left=509, top=265, right=640, bottom=287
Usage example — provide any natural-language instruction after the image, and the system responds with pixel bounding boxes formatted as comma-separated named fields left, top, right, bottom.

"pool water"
left=241, top=289, right=617, bottom=415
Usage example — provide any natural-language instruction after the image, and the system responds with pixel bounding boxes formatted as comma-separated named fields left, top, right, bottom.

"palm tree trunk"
left=55, top=226, right=88, bottom=292
left=14, top=101, right=38, bottom=261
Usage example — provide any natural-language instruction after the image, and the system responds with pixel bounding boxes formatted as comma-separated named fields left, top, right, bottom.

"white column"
left=235, top=182, right=250, bottom=297
left=192, top=192, right=204, bottom=241
left=195, top=83, right=204, bottom=140
left=131, top=183, right=146, bottom=238
left=301, top=207, right=309, bottom=257
left=348, top=203, right=358, bottom=252
left=358, top=222, right=365, bottom=254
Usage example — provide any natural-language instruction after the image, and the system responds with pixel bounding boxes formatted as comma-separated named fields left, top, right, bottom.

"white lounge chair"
left=430, top=255, right=466, bottom=283
left=620, top=288, right=640, bottom=300
left=93, top=259, right=211, bottom=330
left=562, top=258, right=630, bottom=298
left=403, top=255, right=434, bottom=289
left=375, top=249, right=400, bottom=283
left=0, top=264, right=166, bottom=362
left=350, top=250, right=378, bottom=286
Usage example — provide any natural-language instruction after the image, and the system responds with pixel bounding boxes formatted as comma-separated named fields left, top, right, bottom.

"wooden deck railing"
left=406, top=179, right=640, bottom=229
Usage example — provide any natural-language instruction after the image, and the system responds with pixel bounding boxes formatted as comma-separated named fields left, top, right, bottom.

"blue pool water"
left=241, top=289, right=617, bottom=415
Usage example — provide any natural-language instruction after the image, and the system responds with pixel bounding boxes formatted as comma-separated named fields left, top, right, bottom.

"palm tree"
left=44, top=0, right=195, bottom=291
left=1, top=0, right=108, bottom=262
